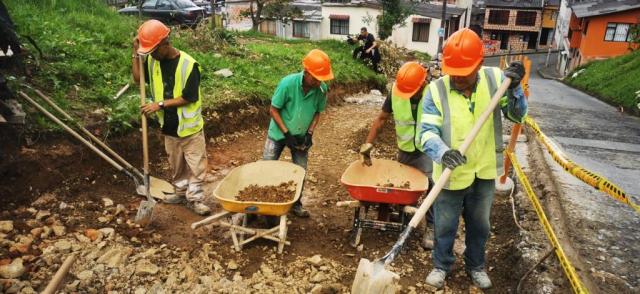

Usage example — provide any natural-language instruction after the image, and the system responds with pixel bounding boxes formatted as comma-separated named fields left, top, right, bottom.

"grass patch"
left=565, top=51, right=640, bottom=116
left=6, top=0, right=385, bottom=132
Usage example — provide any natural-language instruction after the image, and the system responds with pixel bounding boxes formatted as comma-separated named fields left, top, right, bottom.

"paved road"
left=488, top=53, right=640, bottom=290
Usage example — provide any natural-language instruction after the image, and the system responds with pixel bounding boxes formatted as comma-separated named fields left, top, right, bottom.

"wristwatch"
left=158, top=101, right=165, bottom=109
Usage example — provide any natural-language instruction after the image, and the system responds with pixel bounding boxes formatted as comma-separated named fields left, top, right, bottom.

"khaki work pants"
left=164, top=130, right=208, bottom=202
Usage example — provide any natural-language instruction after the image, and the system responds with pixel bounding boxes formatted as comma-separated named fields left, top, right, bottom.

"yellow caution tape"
left=525, top=117, right=640, bottom=214
left=507, top=151, right=589, bottom=294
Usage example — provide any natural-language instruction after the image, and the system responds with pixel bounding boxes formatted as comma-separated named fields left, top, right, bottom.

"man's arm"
left=141, top=63, right=200, bottom=115
left=270, top=106, right=289, bottom=134
left=418, top=87, right=450, bottom=164
left=308, top=112, right=321, bottom=134
left=365, top=110, right=390, bottom=144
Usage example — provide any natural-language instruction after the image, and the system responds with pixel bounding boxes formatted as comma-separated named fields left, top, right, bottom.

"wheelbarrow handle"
left=191, top=211, right=231, bottom=230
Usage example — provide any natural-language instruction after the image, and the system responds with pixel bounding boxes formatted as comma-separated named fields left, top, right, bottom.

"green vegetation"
left=565, top=51, right=640, bottom=116
left=6, top=0, right=385, bottom=131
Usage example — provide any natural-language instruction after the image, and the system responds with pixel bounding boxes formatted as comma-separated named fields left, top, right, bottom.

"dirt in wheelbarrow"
left=236, top=181, right=296, bottom=203
left=0, top=96, right=563, bottom=293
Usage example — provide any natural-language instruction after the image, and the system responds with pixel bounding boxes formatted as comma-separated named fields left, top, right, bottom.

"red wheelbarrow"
left=338, top=159, right=429, bottom=247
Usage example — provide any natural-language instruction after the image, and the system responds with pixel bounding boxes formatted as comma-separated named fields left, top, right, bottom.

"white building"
left=259, top=0, right=323, bottom=40
left=320, top=0, right=466, bottom=56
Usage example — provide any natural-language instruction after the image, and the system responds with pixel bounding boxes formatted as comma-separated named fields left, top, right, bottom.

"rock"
left=115, top=204, right=127, bottom=216
left=0, top=258, right=25, bottom=278
left=148, top=282, right=166, bottom=294
left=33, top=193, right=56, bottom=206
left=97, top=246, right=132, bottom=268
left=35, top=210, right=51, bottom=221
left=25, top=220, right=40, bottom=228
left=306, top=255, right=323, bottom=267
left=85, top=229, right=103, bottom=242
left=54, top=240, right=72, bottom=253
left=75, top=232, right=91, bottom=243
left=357, top=244, right=364, bottom=252
left=52, top=225, right=66, bottom=236
left=0, top=221, right=13, bottom=233
left=310, top=272, right=327, bottom=283
left=135, top=259, right=159, bottom=276
left=77, top=270, right=94, bottom=281
left=164, top=272, right=179, bottom=289
left=181, top=265, right=197, bottom=282
left=30, top=228, right=43, bottom=238
left=370, top=89, right=383, bottom=96
left=214, top=68, right=233, bottom=78
left=59, top=202, right=69, bottom=210
left=97, top=217, right=109, bottom=223
left=65, top=280, right=80, bottom=292
left=134, top=287, right=146, bottom=294
left=227, top=260, right=238, bottom=270
left=102, top=198, right=114, bottom=207
left=19, top=285, right=36, bottom=294
left=41, top=226, right=52, bottom=239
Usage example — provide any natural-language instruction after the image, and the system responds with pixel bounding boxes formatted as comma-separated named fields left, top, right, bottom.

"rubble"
left=0, top=220, right=13, bottom=233
left=0, top=258, right=25, bottom=279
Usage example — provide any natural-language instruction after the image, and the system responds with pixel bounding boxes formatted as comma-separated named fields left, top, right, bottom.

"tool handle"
left=336, top=200, right=360, bottom=208
left=138, top=55, right=151, bottom=200
left=41, top=253, right=76, bottom=294
left=18, top=92, right=127, bottom=173
left=191, top=211, right=231, bottom=229
left=34, top=89, right=144, bottom=180
left=407, top=77, right=511, bottom=229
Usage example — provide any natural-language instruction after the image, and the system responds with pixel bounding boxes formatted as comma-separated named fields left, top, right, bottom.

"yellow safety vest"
left=147, top=51, right=204, bottom=138
left=426, top=67, right=506, bottom=190
left=390, top=85, right=427, bottom=152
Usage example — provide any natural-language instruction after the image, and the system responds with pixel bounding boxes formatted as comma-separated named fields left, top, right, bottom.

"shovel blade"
left=352, top=258, right=400, bottom=294
left=134, top=199, right=156, bottom=227
left=136, top=176, right=175, bottom=200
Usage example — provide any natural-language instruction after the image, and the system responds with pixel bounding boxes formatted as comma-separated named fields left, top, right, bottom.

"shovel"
left=30, top=89, right=174, bottom=200
left=134, top=54, right=156, bottom=227
left=351, top=77, right=512, bottom=293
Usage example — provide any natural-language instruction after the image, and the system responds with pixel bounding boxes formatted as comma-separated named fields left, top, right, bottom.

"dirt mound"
left=236, top=181, right=296, bottom=203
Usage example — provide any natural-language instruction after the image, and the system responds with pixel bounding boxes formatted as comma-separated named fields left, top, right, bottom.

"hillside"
left=565, top=50, right=640, bottom=116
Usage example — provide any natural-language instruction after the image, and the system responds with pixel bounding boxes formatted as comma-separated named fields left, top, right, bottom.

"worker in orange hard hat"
left=359, top=61, right=436, bottom=249
left=261, top=49, right=334, bottom=218
left=417, top=28, right=528, bottom=289
left=131, top=19, right=211, bottom=216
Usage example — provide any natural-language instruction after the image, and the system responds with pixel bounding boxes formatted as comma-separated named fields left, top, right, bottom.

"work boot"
left=467, top=269, right=492, bottom=289
left=163, top=194, right=186, bottom=204
left=187, top=201, right=211, bottom=216
left=425, top=268, right=447, bottom=289
left=291, top=203, right=310, bottom=218
left=421, top=226, right=434, bottom=250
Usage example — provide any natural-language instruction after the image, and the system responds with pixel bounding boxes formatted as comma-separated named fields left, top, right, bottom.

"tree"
left=377, top=0, right=414, bottom=40
left=628, top=23, right=640, bottom=52
left=242, top=0, right=297, bottom=31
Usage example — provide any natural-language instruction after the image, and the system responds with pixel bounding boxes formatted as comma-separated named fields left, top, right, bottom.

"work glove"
left=283, top=131, right=298, bottom=149
left=359, top=143, right=374, bottom=166
left=504, top=61, right=525, bottom=89
left=441, top=149, right=467, bottom=170
left=302, top=132, right=313, bottom=151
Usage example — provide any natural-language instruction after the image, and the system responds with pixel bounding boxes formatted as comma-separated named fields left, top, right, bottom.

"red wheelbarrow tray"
left=340, top=158, right=429, bottom=205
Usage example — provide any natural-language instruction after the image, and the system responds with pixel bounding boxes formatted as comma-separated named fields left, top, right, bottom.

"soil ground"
left=0, top=93, right=566, bottom=293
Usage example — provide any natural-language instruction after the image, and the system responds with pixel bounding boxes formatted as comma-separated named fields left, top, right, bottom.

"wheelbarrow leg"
left=239, top=214, right=248, bottom=244
left=350, top=206, right=363, bottom=248
left=277, top=215, right=288, bottom=254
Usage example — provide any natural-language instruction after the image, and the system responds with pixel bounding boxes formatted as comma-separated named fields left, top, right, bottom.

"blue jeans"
left=433, top=178, right=495, bottom=272
left=262, top=137, right=308, bottom=206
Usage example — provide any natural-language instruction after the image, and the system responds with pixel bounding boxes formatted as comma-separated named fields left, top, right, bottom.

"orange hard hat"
left=442, top=28, right=483, bottom=76
left=393, top=61, right=427, bottom=99
left=137, top=20, right=170, bottom=54
left=302, top=49, right=334, bottom=81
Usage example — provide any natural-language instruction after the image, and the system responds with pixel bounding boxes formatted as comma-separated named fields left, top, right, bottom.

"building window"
left=540, top=28, right=552, bottom=45
left=604, top=23, right=631, bottom=42
left=293, top=21, right=310, bottom=38
left=412, top=22, right=430, bottom=42
left=330, top=19, right=349, bottom=35
left=488, top=10, right=509, bottom=25
left=515, top=11, right=537, bottom=26
left=259, top=20, right=276, bottom=35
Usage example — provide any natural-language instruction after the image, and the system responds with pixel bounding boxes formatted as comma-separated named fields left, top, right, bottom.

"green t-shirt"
left=267, top=72, right=328, bottom=140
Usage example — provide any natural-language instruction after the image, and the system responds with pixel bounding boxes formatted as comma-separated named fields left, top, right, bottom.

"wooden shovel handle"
left=41, top=253, right=76, bottom=294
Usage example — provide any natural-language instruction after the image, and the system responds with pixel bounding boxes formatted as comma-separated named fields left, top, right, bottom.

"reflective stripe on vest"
left=430, top=67, right=505, bottom=190
left=147, top=51, right=204, bottom=138
left=390, top=85, right=426, bottom=152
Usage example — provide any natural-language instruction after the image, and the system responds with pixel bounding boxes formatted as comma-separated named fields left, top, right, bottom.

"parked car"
left=118, top=0, right=206, bottom=26
left=192, top=0, right=212, bottom=16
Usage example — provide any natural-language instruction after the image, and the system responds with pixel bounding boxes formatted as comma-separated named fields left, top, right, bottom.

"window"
left=260, top=20, right=276, bottom=35
left=412, top=23, right=430, bottom=42
left=515, top=11, right=537, bottom=26
left=293, top=21, right=310, bottom=38
left=157, top=0, right=172, bottom=9
left=330, top=19, right=349, bottom=35
left=605, top=23, right=631, bottom=42
left=175, top=0, right=197, bottom=8
left=142, top=0, right=157, bottom=9
left=488, top=10, right=509, bottom=25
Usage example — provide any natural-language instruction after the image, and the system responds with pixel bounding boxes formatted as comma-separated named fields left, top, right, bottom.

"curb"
left=536, top=67, right=563, bottom=81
